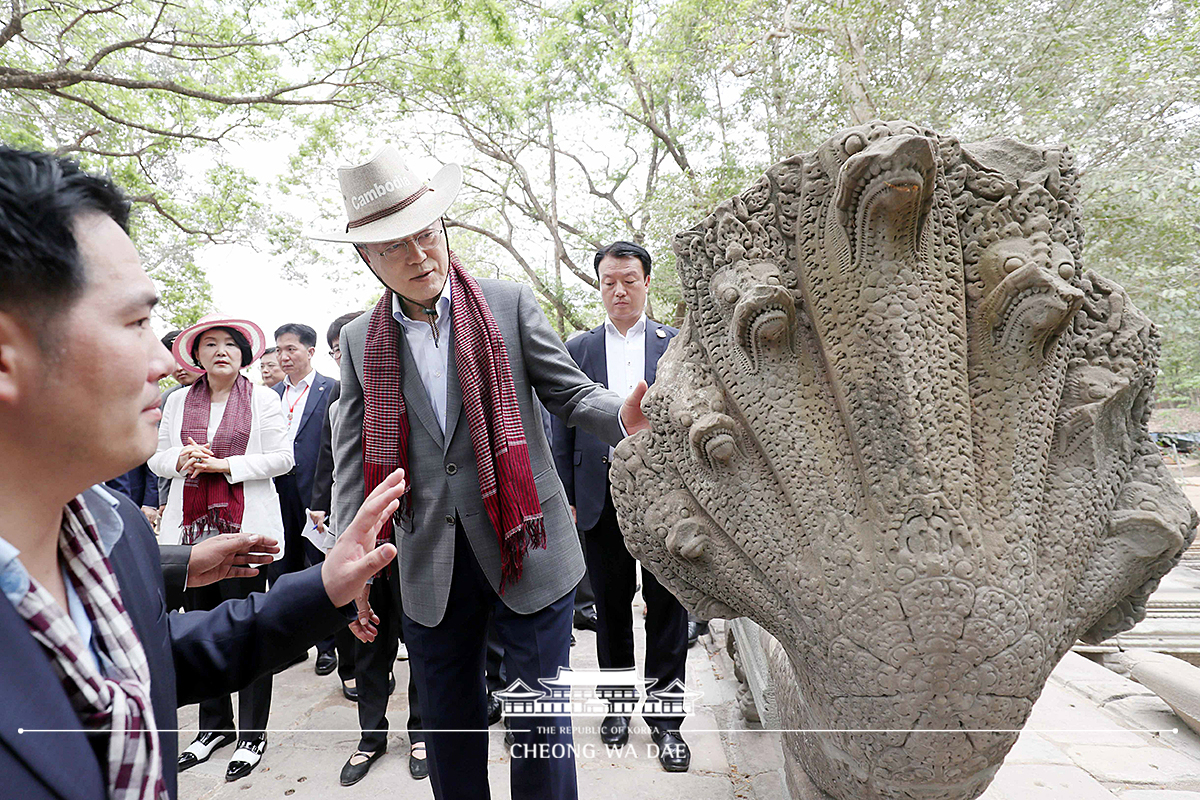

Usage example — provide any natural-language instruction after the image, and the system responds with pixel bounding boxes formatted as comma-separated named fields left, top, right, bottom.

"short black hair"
left=0, top=147, right=132, bottom=337
left=594, top=241, right=652, bottom=278
left=327, top=312, right=360, bottom=347
left=189, top=326, right=253, bottom=370
left=262, top=346, right=277, bottom=356
left=274, top=322, right=317, bottom=349
left=161, top=329, right=181, bottom=350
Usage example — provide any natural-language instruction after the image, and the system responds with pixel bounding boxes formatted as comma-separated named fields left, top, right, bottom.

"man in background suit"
left=259, top=346, right=286, bottom=388
left=552, top=241, right=690, bottom=772
left=0, top=145, right=404, bottom=800
left=318, top=146, right=650, bottom=800
left=271, top=322, right=337, bottom=673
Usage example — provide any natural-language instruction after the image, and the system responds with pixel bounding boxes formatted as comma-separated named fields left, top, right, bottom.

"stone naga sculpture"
left=609, top=120, right=1198, bottom=800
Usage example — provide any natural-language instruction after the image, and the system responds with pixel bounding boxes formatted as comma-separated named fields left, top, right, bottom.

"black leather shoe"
left=342, top=678, right=358, bottom=702
left=315, top=650, right=337, bottom=676
left=487, top=692, right=503, bottom=725
left=573, top=607, right=598, bottom=631
left=225, top=736, right=267, bottom=782
left=339, top=747, right=385, bottom=787
left=651, top=728, right=691, bottom=772
left=600, top=715, right=630, bottom=746
left=409, top=742, right=429, bottom=780
left=389, top=673, right=396, bottom=695
left=178, top=731, right=235, bottom=771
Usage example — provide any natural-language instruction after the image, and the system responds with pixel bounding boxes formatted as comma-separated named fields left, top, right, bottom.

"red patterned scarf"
left=180, top=374, right=252, bottom=544
left=14, top=497, right=167, bottom=800
left=362, top=253, right=545, bottom=590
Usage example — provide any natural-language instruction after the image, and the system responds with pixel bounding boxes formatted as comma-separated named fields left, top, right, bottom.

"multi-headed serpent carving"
left=609, top=121, right=1197, bottom=800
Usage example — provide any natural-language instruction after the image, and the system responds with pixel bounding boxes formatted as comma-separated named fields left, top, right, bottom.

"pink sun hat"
left=171, top=313, right=267, bottom=375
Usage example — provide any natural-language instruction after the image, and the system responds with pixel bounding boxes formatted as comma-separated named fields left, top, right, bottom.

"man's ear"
left=0, top=311, right=36, bottom=407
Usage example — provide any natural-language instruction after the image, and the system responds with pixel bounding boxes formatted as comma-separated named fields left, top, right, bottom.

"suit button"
left=445, top=515, right=455, bottom=526
left=601, top=456, right=609, bottom=464
left=446, top=463, right=457, bottom=475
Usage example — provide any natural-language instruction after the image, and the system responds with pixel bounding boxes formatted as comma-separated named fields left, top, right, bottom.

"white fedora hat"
left=307, top=145, right=462, bottom=244
left=172, top=313, right=267, bottom=375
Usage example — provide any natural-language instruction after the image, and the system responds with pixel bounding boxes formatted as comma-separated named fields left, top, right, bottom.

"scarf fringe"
left=180, top=509, right=242, bottom=545
left=498, top=515, right=546, bottom=592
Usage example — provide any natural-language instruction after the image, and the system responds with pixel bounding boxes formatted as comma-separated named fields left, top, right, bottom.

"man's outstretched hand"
left=186, top=534, right=280, bottom=587
left=620, top=380, right=650, bottom=435
left=322, top=468, right=404, bottom=616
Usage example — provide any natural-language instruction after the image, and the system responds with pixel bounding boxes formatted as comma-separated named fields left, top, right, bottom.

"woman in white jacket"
left=149, top=313, right=293, bottom=782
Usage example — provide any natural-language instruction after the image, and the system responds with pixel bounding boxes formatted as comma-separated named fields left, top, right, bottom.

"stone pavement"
left=178, top=597, right=789, bottom=800
left=178, top=594, right=1200, bottom=800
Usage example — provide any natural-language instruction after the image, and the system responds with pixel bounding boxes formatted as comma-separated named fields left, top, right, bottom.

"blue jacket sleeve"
left=168, top=566, right=353, bottom=706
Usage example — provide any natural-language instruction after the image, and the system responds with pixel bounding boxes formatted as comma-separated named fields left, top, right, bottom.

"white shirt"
left=604, top=314, right=646, bottom=398
left=393, top=277, right=453, bottom=434
left=281, top=368, right=317, bottom=444
left=604, top=314, right=646, bottom=456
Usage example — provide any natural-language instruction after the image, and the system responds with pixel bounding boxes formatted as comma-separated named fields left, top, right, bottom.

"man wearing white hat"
left=317, top=146, right=650, bottom=800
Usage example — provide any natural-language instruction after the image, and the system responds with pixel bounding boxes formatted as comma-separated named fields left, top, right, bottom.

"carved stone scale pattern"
left=608, top=121, right=1198, bottom=800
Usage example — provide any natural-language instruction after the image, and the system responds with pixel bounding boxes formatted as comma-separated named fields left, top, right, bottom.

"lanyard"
left=286, top=383, right=310, bottom=423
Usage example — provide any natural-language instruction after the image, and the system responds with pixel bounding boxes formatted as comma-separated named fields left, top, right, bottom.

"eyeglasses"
left=328, top=345, right=341, bottom=358
left=359, top=226, right=444, bottom=262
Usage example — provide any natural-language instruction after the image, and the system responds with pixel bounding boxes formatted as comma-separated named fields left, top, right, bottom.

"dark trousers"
left=183, top=569, right=272, bottom=740
left=303, top=540, right=356, bottom=671
left=574, top=530, right=594, bottom=613
left=268, top=472, right=307, bottom=583
left=403, top=522, right=577, bottom=800
left=585, top=490, right=688, bottom=733
left=357, top=568, right=422, bottom=752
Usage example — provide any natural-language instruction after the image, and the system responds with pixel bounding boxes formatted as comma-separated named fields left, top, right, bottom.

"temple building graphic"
left=494, top=668, right=701, bottom=717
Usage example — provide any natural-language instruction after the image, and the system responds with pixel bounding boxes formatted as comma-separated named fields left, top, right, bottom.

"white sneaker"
left=396, top=642, right=409, bottom=661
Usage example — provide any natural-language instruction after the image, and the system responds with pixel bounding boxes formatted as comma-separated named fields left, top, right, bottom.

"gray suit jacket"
left=333, top=279, right=625, bottom=626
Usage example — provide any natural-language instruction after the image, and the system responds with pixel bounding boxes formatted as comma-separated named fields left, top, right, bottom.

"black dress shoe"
left=389, top=673, right=396, bottom=695
left=487, top=692, right=503, bottom=725
left=573, top=607, right=598, bottom=631
left=651, top=728, right=691, bottom=772
left=339, top=746, right=385, bottom=787
left=315, top=650, right=338, bottom=676
left=342, top=678, right=358, bottom=702
left=600, top=715, right=630, bottom=746
left=687, top=620, right=700, bottom=648
left=409, top=743, right=429, bottom=780
left=178, top=731, right=235, bottom=771
left=225, top=736, right=267, bottom=782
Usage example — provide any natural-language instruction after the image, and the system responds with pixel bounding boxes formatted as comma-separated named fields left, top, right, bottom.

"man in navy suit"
left=552, top=241, right=691, bottom=772
left=0, top=146, right=403, bottom=800
left=271, top=323, right=338, bottom=672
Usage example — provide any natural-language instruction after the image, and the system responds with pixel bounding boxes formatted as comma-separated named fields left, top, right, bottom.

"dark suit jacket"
left=104, top=463, right=158, bottom=508
left=0, top=490, right=350, bottom=800
left=553, top=319, right=676, bottom=532
left=273, top=372, right=336, bottom=508
left=310, top=380, right=342, bottom=516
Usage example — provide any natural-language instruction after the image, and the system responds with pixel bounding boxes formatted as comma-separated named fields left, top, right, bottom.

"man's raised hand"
left=620, top=380, right=650, bottom=435
left=321, top=468, right=404, bottom=611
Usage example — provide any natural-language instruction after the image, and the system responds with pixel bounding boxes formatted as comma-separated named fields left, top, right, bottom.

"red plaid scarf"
left=362, top=253, right=545, bottom=591
left=13, top=497, right=166, bottom=800
left=180, top=374, right=252, bottom=544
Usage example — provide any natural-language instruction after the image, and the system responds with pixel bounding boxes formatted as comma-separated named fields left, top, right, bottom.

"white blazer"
left=149, top=381, right=295, bottom=554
